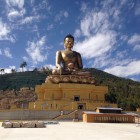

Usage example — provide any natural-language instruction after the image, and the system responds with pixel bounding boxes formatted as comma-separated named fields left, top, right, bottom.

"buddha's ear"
left=64, top=41, right=67, bottom=49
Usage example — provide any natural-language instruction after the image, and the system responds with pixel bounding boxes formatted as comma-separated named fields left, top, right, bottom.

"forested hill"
left=0, top=71, right=48, bottom=90
left=0, top=68, right=140, bottom=110
left=86, top=68, right=140, bottom=111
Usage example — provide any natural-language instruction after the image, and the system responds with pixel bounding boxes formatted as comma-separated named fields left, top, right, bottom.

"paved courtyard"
left=0, top=121, right=140, bottom=140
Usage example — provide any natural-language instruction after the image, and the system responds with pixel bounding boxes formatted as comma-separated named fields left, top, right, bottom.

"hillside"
left=0, top=71, right=48, bottom=90
left=0, top=68, right=140, bottom=111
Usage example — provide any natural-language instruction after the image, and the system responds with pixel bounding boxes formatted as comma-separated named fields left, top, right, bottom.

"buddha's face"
left=64, top=37, right=74, bottom=49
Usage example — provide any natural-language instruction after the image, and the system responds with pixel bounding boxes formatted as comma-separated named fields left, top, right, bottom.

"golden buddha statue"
left=52, top=34, right=91, bottom=76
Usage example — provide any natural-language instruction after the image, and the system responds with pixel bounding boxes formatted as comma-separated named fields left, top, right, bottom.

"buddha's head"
left=64, top=34, right=74, bottom=49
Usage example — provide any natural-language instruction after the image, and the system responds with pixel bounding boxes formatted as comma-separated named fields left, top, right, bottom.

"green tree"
left=0, top=68, right=5, bottom=74
left=11, top=69, right=16, bottom=73
left=20, top=62, right=27, bottom=72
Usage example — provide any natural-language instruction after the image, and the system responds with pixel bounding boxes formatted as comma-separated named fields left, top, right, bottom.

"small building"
left=83, top=107, right=137, bottom=123
left=96, top=107, right=122, bottom=114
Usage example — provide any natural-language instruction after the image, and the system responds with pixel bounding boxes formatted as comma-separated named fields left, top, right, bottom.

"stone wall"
left=0, top=110, right=60, bottom=120
left=0, top=110, right=82, bottom=120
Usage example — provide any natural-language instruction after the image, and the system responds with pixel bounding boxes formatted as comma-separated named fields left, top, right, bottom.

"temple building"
left=29, top=82, right=117, bottom=111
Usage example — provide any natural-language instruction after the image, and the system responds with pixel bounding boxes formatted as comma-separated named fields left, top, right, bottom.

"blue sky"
left=0, top=0, right=140, bottom=82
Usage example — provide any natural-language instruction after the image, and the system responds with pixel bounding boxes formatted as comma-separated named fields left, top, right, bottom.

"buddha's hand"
left=68, top=63, right=74, bottom=69
left=57, top=65, right=62, bottom=70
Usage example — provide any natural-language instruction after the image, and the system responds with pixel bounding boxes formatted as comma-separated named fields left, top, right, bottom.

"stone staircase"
left=52, top=110, right=78, bottom=121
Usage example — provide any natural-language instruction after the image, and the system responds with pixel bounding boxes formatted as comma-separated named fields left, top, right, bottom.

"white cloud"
left=37, top=0, right=51, bottom=11
left=101, top=0, right=114, bottom=7
left=104, top=60, right=140, bottom=77
left=0, top=20, right=15, bottom=42
left=77, top=0, right=129, bottom=38
left=4, top=66, right=16, bottom=73
left=23, top=56, right=29, bottom=62
left=6, top=0, right=24, bottom=9
left=6, top=0, right=26, bottom=22
left=63, top=11, right=68, bottom=17
left=26, top=36, right=48, bottom=64
left=91, top=54, right=132, bottom=69
left=7, top=66, right=26, bottom=73
left=3, top=48, right=13, bottom=58
left=74, top=32, right=116, bottom=59
left=74, top=29, right=81, bottom=38
left=134, top=45, right=140, bottom=51
left=128, top=34, right=140, bottom=44
left=0, top=20, right=10, bottom=39
left=120, top=35, right=128, bottom=42
left=74, top=9, right=113, bottom=38
left=47, top=24, right=53, bottom=30
left=0, top=49, right=2, bottom=55
left=0, top=48, right=13, bottom=58
left=128, top=34, right=140, bottom=51
left=74, top=4, right=118, bottom=57
left=135, top=4, right=140, bottom=15
left=91, top=55, right=111, bottom=68
left=116, top=51, right=128, bottom=59
left=120, top=0, right=127, bottom=6
left=55, top=11, right=69, bottom=21
left=8, top=8, right=26, bottom=20
left=20, top=16, right=40, bottom=24
left=80, top=2, right=88, bottom=12
left=44, top=64, right=55, bottom=70
left=73, top=5, right=118, bottom=70
left=8, top=10, right=20, bottom=17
